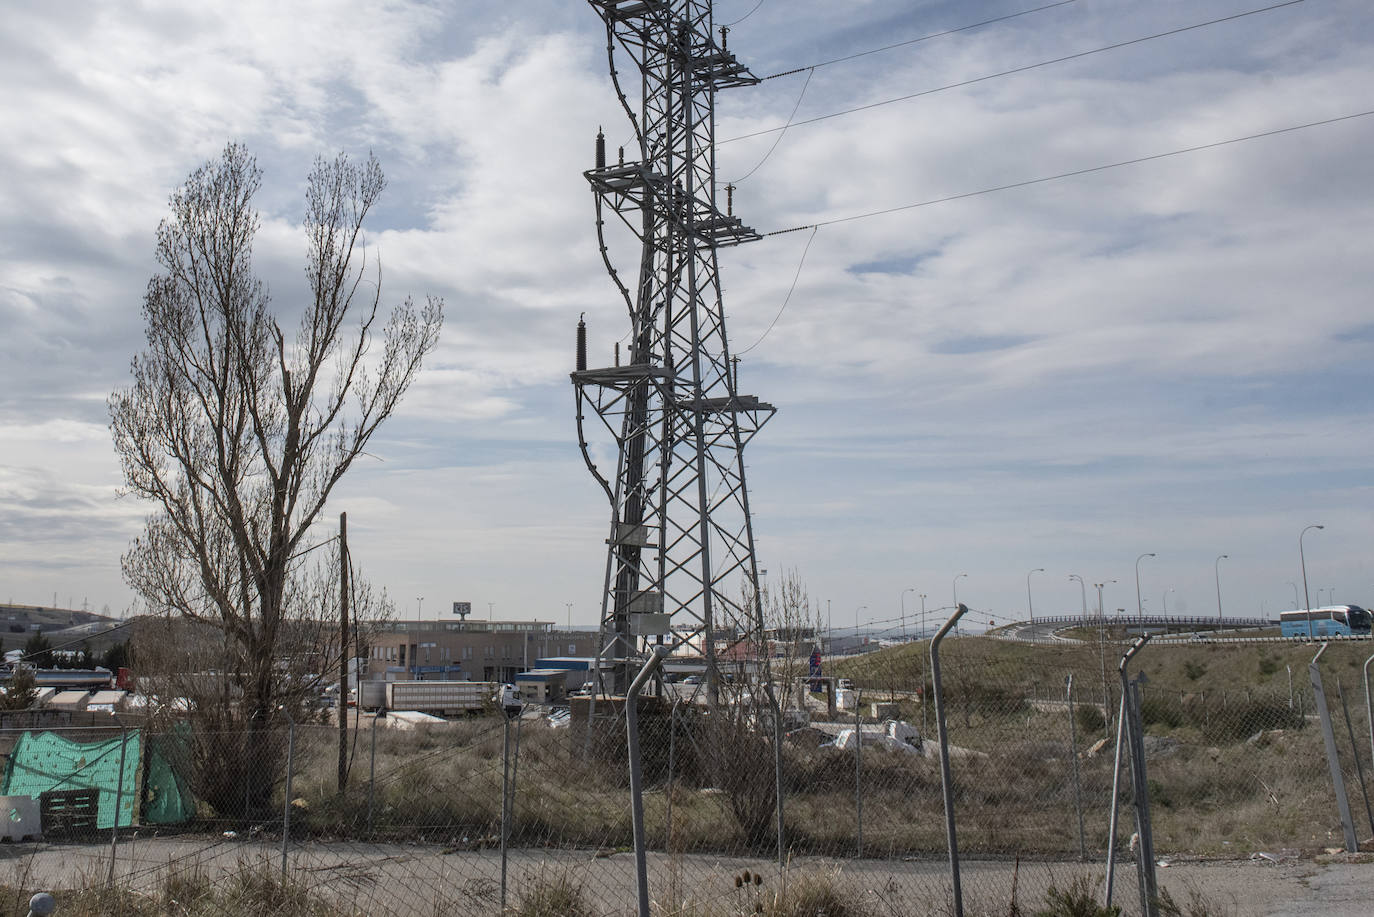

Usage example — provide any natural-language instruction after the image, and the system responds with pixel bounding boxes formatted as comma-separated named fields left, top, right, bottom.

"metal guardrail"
left=1030, top=614, right=1274, bottom=628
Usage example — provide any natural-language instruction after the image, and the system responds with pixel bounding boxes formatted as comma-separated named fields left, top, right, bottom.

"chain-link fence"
left=2, top=632, right=1374, bottom=915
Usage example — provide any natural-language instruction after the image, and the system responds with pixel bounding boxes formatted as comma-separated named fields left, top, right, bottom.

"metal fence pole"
left=1309, top=643, right=1358, bottom=852
left=281, top=712, right=296, bottom=881
left=854, top=692, right=863, bottom=859
left=1066, top=675, right=1086, bottom=862
left=106, top=726, right=129, bottom=885
left=500, top=715, right=511, bottom=914
left=666, top=698, right=679, bottom=850
left=367, top=710, right=379, bottom=836
left=1104, top=634, right=1148, bottom=910
left=930, top=603, right=968, bottom=917
left=767, top=680, right=785, bottom=873
left=1335, top=678, right=1374, bottom=838
left=627, top=646, right=670, bottom=917
left=1127, top=674, right=1159, bottom=917
left=1363, top=654, right=1374, bottom=784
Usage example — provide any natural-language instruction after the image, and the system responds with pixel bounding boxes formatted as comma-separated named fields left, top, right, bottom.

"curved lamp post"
left=1068, top=574, right=1088, bottom=620
left=1300, top=524, right=1324, bottom=641
left=1214, top=555, right=1227, bottom=625
left=952, top=575, right=968, bottom=636
left=1026, top=568, right=1044, bottom=626
left=1134, top=553, right=1155, bottom=633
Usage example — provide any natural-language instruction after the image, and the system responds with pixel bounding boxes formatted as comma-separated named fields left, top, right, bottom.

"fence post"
left=107, top=726, right=129, bottom=885
left=1104, top=634, right=1148, bottom=911
left=281, top=712, right=296, bottom=881
left=1065, top=675, right=1086, bottom=862
left=627, top=646, right=670, bottom=917
left=854, top=692, right=863, bottom=859
left=1126, top=674, right=1159, bottom=917
left=500, top=714, right=511, bottom=914
left=765, top=680, right=785, bottom=873
left=1335, top=678, right=1374, bottom=839
left=367, top=709, right=379, bottom=837
left=1309, top=643, right=1358, bottom=852
left=1363, top=654, right=1374, bottom=785
left=930, top=603, right=968, bottom=917
left=666, top=698, right=679, bottom=850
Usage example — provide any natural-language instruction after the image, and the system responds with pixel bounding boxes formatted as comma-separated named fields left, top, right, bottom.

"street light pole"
left=565, top=603, right=573, bottom=631
left=1069, top=574, right=1087, bottom=619
left=919, top=594, right=927, bottom=641
left=1300, top=524, right=1324, bottom=641
left=952, top=574, right=968, bottom=608
left=1288, top=581, right=1301, bottom=610
left=855, top=605, right=868, bottom=646
left=1026, top=568, right=1045, bottom=626
left=900, top=588, right=915, bottom=642
left=1162, top=587, right=1174, bottom=617
left=1135, top=553, right=1156, bottom=634
left=1214, top=555, right=1228, bottom=625
left=417, top=596, right=423, bottom=623
left=952, top=575, right=967, bottom=635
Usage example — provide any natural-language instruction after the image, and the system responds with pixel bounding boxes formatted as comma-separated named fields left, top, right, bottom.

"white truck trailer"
left=381, top=680, right=496, bottom=716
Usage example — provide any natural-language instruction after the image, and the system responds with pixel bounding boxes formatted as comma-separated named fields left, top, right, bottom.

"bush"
left=514, top=869, right=592, bottom=917
left=1140, top=696, right=1184, bottom=730
left=1035, top=876, right=1120, bottom=917
left=1075, top=704, right=1105, bottom=735
left=1202, top=697, right=1303, bottom=742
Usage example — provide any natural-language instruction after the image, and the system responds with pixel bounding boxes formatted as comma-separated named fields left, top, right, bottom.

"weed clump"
left=1034, top=876, right=1120, bottom=917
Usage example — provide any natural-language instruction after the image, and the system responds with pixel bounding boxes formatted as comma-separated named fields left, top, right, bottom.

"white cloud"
left=1, top=0, right=1372, bottom=626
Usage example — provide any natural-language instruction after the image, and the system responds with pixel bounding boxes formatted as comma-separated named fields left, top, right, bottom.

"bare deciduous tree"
left=109, top=143, right=441, bottom=811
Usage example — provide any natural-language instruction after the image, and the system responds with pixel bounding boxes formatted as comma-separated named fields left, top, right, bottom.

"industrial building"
left=363, top=619, right=600, bottom=684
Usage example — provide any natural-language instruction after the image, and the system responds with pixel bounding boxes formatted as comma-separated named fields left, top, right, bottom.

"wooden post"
left=337, top=512, right=350, bottom=794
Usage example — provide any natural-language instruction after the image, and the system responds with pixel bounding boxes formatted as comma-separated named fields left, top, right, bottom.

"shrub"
left=1140, top=696, right=1183, bottom=730
left=1035, top=876, right=1120, bottom=917
left=1076, top=704, right=1105, bottom=735
left=514, top=869, right=592, bottom=917
left=1202, top=698, right=1303, bottom=742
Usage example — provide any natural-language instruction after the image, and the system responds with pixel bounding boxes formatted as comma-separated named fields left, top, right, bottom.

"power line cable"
left=725, top=0, right=1306, bottom=144
left=722, top=0, right=766, bottom=28
left=727, top=66, right=815, bottom=184
left=737, top=226, right=818, bottom=356
left=743, top=106, right=1372, bottom=352
left=764, top=0, right=1079, bottom=80
left=766, top=108, right=1374, bottom=236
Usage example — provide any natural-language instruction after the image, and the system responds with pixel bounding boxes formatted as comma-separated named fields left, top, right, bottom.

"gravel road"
left=0, top=835, right=1366, bottom=915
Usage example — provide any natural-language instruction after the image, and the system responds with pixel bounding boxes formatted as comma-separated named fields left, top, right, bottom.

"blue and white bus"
left=1279, top=605, right=1372, bottom=637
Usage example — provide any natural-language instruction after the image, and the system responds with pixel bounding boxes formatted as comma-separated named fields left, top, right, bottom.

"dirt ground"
left=0, top=836, right=1367, bottom=915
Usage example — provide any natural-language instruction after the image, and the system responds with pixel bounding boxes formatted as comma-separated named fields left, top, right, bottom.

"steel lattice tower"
left=573, top=0, right=774, bottom=695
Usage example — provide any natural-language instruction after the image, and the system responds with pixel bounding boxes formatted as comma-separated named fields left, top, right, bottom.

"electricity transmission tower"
left=573, top=0, right=774, bottom=695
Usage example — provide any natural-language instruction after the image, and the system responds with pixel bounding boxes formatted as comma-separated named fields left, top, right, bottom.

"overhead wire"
left=723, top=0, right=1307, bottom=144
left=726, top=66, right=814, bottom=184
left=765, top=107, right=1374, bottom=236
left=736, top=226, right=817, bottom=356
left=722, top=0, right=766, bottom=28
left=763, top=0, right=1080, bottom=80
left=743, top=107, right=1374, bottom=354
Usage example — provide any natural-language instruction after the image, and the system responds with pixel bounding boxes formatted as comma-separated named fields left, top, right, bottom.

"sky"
left=2, top=0, right=1372, bottom=635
